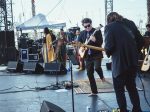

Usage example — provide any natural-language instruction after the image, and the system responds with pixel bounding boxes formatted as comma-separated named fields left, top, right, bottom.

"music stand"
left=67, top=50, right=79, bottom=112
left=44, top=61, right=63, bottom=90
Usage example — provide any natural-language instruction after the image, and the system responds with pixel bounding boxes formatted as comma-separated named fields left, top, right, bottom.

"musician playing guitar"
left=77, top=18, right=105, bottom=96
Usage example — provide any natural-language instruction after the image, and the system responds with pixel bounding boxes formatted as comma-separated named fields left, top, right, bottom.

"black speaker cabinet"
left=40, top=100, right=65, bottom=112
left=0, top=47, right=17, bottom=65
left=0, top=31, right=15, bottom=48
left=0, top=31, right=15, bottom=65
left=0, top=48, right=7, bottom=65
left=23, top=62, right=44, bottom=74
left=44, top=62, right=67, bottom=75
left=44, top=62, right=61, bottom=72
left=5, top=47, right=17, bottom=62
left=7, top=61, right=23, bottom=72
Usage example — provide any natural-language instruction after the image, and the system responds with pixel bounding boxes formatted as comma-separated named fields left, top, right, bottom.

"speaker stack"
left=0, top=31, right=16, bottom=65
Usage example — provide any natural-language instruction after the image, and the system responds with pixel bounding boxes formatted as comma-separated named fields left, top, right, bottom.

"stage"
left=0, top=59, right=150, bottom=112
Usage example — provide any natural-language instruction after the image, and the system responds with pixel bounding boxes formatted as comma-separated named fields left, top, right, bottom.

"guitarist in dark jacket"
left=78, top=18, right=105, bottom=96
left=104, top=12, right=144, bottom=112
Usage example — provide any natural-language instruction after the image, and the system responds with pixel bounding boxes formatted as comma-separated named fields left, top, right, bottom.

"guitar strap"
left=85, top=32, right=90, bottom=44
left=85, top=29, right=97, bottom=44
left=147, top=45, right=150, bottom=55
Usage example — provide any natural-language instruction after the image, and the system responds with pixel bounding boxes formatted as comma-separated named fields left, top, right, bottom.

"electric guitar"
left=71, top=42, right=105, bottom=58
left=78, top=25, right=103, bottom=58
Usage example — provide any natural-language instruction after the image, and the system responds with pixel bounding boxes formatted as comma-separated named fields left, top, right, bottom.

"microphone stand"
left=67, top=49, right=79, bottom=112
left=50, top=56, right=63, bottom=90
left=68, top=58, right=75, bottom=112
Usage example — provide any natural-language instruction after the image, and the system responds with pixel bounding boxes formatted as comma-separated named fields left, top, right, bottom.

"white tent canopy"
left=16, top=13, right=66, bottom=30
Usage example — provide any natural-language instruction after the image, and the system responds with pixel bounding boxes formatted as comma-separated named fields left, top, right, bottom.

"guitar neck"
left=70, top=42, right=105, bottom=51
left=83, top=44, right=105, bottom=51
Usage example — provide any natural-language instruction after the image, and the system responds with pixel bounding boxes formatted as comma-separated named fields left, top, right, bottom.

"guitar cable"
left=137, top=72, right=150, bottom=109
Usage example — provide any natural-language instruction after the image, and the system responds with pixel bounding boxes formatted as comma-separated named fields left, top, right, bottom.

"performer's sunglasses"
left=84, top=24, right=91, bottom=28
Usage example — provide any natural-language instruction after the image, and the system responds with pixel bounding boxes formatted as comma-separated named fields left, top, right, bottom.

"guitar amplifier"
left=28, top=54, right=39, bottom=62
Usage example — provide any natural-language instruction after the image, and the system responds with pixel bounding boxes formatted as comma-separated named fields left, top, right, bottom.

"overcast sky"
left=12, top=0, right=147, bottom=29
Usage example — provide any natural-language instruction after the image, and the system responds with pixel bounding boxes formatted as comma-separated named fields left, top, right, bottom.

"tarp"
left=16, top=13, right=66, bottom=30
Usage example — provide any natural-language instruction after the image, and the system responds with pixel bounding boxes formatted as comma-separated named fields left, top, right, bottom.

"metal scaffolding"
left=105, top=0, right=113, bottom=24
left=31, top=0, right=36, bottom=17
left=0, top=0, right=13, bottom=31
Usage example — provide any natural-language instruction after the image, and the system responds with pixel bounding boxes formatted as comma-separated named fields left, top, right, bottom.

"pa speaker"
left=40, top=100, right=65, bottom=112
left=0, top=47, right=17, bottom=65
left=7, top=61, right=23, bottom=72
left=44, top=62, right=67, bottom=74
left=5, top=47, right=17, bottom=62
left=0, top=31, right=15, bottom=48
left=0, top=48, right=7, bottom=65
left=23, top=62, right=44, bottom=73
left=44, top=62, right=61, bottom=72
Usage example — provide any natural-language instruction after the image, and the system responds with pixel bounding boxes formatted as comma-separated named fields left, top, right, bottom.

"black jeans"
left=113, top=71, right=142, bottom=112
left=86, top=58, right=104, bottom=93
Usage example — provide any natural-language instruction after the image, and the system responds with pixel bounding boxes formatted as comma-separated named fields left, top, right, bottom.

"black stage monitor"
left=40, top=100, right=65, bottom=112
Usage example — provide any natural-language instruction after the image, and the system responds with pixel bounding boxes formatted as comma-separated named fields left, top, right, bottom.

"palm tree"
left=147, top=0, right=150, bottom=23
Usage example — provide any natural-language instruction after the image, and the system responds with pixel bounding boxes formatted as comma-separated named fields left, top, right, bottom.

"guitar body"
left=141, top=54, right=150, bottom=71
left=71, top=41, right=105, bottom=58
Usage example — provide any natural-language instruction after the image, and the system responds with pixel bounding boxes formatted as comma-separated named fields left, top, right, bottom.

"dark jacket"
left=104, top=19, right=144, bottom=78
left=123, top=18, right=144, bottom=52
left=78, top=28, right=103, bottom=60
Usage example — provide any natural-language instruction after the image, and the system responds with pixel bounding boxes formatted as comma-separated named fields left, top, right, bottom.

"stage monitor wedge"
left=44, top=62, right=67, bottom=74
left=44, top=62, right=61, bottom=72
left=7, top=61, right=23, bottom=72
left=40, top=100, right=65, bottom=112
left=23, top=62, right=44, bottom=74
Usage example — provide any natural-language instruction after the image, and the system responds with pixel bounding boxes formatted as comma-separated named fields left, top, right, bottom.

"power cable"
left=0, top=81, right=67, bottom=94
left=0, top=85, right=34, bottom=92
left=0, top=87, right=14, bottom=91
left=0, top=89, right=35, bottom=94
